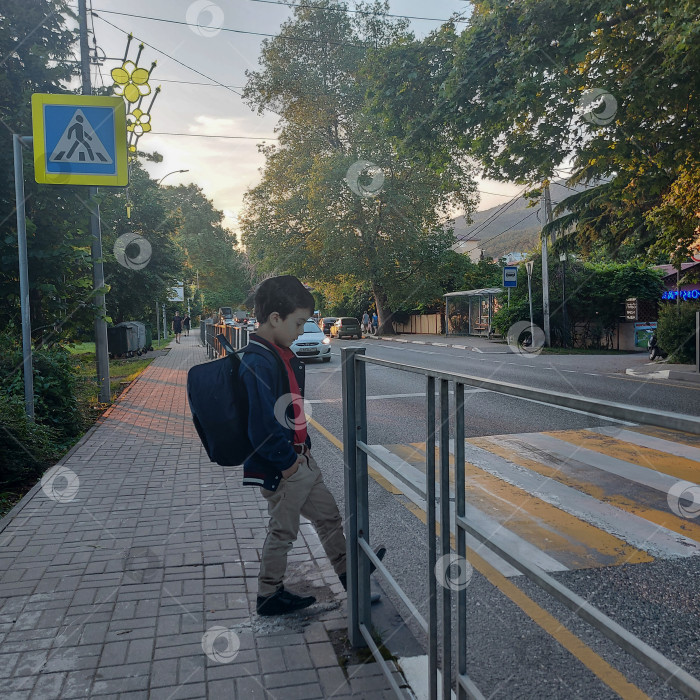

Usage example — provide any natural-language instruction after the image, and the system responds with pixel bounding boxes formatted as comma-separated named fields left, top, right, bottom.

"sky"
left=77, top=0, right=522, bottom=234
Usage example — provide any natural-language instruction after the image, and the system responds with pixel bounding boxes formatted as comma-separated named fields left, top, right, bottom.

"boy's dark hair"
left=254, top=275, right=314, bottom=323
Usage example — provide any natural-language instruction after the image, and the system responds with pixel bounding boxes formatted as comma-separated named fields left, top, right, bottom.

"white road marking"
left=589, top=426, right=700, bottom=461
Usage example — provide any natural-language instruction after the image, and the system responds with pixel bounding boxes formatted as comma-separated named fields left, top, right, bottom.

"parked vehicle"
left=648, top=332, right=667, bottom=360
left=330, top=317, right=362, bottom=339
left=290, top=320, right=332, bottom=362
left=319, top=317, right=338, bottom=335
left=218, top=307, right=234, bottom=325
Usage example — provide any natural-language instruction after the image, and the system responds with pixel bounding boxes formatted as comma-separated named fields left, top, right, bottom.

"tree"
left=162, top=184, right=250, bottom=315
left=240, top=1, right=477, bottom=334
left=0, top=1, right=102, bottom=339
left=371, top=0, right=700, bottom=262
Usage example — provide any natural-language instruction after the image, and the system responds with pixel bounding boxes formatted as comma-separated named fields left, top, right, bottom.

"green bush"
left=0, top=396, right=62, bottom=488
left=0, top=330, right=83, bottom=446
left=657, top=302, right=700, bottom=363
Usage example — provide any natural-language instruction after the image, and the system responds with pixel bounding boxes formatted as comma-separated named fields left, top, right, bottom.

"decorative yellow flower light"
left=111, top=60, right=151, bottom=103
left=127, top=108, right=151, bottom=136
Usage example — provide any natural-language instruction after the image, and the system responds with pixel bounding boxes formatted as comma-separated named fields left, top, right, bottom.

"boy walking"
left=240, top=276, right=384, bottom=615
left=172, top=311, right=182, bottom=344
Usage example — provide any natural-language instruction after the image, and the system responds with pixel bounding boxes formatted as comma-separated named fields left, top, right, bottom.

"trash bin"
left=130, top=321, right=147, bottom=354
left=143, top=322, right=154, bottom=351
left=117, top=322, right=139, bottom=357
left=107, top=325, right=129, bottom=358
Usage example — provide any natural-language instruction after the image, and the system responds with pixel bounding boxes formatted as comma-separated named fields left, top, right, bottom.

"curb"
left=369, top=335, right=478, bottom=352
left=625, top=367, right=700, bottom=384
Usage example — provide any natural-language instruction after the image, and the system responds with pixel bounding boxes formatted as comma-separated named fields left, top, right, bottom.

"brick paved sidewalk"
left=0, top=334, right=403, bottom=699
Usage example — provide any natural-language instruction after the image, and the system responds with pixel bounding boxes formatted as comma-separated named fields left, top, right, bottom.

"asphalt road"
left=302, top=339, right=700, bottom=699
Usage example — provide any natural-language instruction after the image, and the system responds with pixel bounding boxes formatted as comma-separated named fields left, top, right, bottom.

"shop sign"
left=662, top=289, right=700, bottom=300
left=625, top=298, right=638, bottom=320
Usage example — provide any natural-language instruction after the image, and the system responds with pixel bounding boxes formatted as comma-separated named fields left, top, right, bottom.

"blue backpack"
left=187, top=335, right=253, bottom=466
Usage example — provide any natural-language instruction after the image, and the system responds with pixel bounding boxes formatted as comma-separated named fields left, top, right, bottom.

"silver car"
left=291, top=320, right=332, bottom=362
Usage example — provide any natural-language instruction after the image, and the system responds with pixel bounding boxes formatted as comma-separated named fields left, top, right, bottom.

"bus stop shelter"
left=445, top=287, right=502, bottom=336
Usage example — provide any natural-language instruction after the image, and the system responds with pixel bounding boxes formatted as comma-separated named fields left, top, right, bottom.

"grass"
left=72, top=352, right=155, bottom=403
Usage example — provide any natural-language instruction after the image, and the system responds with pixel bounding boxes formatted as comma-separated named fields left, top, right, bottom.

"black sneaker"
left=256, top=586, right=316, bottom=616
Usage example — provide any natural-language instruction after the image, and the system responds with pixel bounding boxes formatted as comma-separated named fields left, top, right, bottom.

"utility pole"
left=79, top=0, right=110, bottom=402
left=541, top=181, right=553, bottom=347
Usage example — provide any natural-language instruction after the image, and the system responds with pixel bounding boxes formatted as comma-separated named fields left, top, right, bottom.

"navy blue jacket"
left=239, top=335, right=311, bottom=492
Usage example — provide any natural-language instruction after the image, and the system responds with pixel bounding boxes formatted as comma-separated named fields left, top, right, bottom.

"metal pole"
left=426, top=375, right=438, bottom=700
left=541, top=182, right=552, bottom=347
left=696, top=311, right=699, bottom=374
left=13, top=134, right=34, bottom=421
left=526, top=261, right=534, bottom=346
left=156, top=302, right=160, bottom=345
left=455, top=383, right=467, bottom=700
left=439, top=379, right=452, bottom=700
left=342, top=347, right=364, bottom=647
left=79, top=0, right=110, bottom=402
left=561, top=251, right=568, bottom=348
left=162, top=303, right=167, bottom=343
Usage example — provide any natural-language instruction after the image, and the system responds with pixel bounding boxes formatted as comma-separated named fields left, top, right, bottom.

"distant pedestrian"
left=362, top=311, right=370, bottom=334
left=183, top=314, right=191, bottom=336
left=172, top=311, right=182, bottom=344
left=372, top=312, right=378, bottom=334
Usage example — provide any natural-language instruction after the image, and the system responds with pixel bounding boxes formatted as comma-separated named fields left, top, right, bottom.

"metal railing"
left=341, top=346, right=700, bottom=700
left=203, top=320, right=249, bottom=358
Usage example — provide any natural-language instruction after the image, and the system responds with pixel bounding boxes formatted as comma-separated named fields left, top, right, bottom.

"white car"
left=291, top=320, right=332, bottom=362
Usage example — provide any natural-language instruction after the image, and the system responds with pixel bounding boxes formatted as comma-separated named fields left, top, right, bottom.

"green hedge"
left=0, top=330, right=85, bottom=487
left=657, top=302, right=700, bottom=363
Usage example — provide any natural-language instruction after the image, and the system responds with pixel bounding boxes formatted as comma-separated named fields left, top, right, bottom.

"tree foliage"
left=240, top=1, right=477, bottom=333
left=369, top=0, right=700, bottom=263
left=492, top=258, right=664, bottom=347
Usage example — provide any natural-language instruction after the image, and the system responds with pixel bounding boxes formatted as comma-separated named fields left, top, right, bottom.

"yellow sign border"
left=31, top=94, right=128, bottom=186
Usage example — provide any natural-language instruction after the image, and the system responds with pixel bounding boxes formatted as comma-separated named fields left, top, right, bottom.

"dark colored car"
left=319, top=317, right=338, bottom=335
left=330, top=317, right=362, bottom=339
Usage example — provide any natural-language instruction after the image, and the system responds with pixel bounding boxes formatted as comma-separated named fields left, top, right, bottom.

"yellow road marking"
left=406, top=503, right=650, bottom=700
left=627, top=425, right=700, bottom=450
left=401, top=443, right=651, bottom=568
left=471, top=436, right=700, bottom=544
left=306, top=416, right=402, bottom=494
left=545, top=430, right=700, bottom=483
left=308, top=419, right=651, bottom=699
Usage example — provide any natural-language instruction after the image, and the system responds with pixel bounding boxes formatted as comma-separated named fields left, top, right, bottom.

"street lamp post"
left=157, top=169, right=189, bottom=185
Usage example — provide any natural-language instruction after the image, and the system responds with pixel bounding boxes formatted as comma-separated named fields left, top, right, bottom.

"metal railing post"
left=355, top=348, right=371, bottom=630
left=426, top=375, right=438, bottom=700
left=439, top=379, right=452, bottom=700
left=342, top=346, right=366, bottom=646
left=455, top=383, right=467, bottom=700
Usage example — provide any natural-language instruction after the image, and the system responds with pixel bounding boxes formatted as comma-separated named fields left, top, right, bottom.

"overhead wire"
left=90, top=7, right=460, bottom=51
left=244, top=0, right=469, bottom=23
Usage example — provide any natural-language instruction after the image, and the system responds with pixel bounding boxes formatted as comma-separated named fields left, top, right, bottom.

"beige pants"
left=258, top=450, right=346, bottom=597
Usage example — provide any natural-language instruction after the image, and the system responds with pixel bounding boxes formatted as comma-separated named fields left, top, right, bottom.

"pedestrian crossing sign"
left=31, top=94, right=128, bottom=186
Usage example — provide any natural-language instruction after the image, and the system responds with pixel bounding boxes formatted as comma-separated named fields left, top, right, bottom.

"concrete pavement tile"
left=126, top=638, right=155, bottom=664
left=318, top=666, right=350, bottom=695
left=0, top=651, right=20, bottom=677
left=263, top=668, right=319, bottom=688
left=256, top=632, right=306, bottom=649
left=150, top=657, right=178, bottom=687
left=234, top=676, right=267, bottom=699
left=178, top=654, right=205, bottom=685
left=59, top=668, right=93, bottom=698
left=91, top=673, right=149, bottom=696
left=308, top=641, right=339, bottom=668
left=282, top=644, right=313, bottom=670
left=147, top=682, right=207, bottom=699
left=258, top=646, right=284, bottom=674
left=30, top=671, right=66, bottom=698
left=205, top=659, right=260, bottom=681
left=99, top=640, right=129, bottom=666
left=206, top=678, right=236, bottom=698
left=12, top=649, right=49, bottom=676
